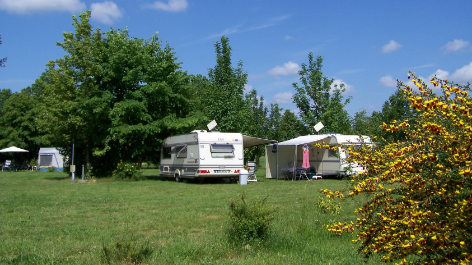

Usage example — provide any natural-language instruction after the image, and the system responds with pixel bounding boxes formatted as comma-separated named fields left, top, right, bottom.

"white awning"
left=277, top=134, right=372, bottom=146
left=242, top=135, right=276, bottom=148
left=277, top=135, right=332, bottom=146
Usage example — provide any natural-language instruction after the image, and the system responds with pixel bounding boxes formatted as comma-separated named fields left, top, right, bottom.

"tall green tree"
left=292, top=53, right=351, bottom=134
left=279, top=110, right=308, bottom=142
left=37, top=10, right=109, bottom=175
left=188, top=74, right=211, bottom=128
left=375, top=90, right=415, bottom=142
left=0, top=87, right=48, bottom=162
left=242, top=89, right=268, bottom=163
left=0, top=71, right=50, bottom=162
left=266, top=103, right=284, bottom=142
left=38, top=11, right=204, bottom=176
left=206, top=36, right=247, bottom=132
left=352, top=108, right=370, bottom=135
left=380, top=89, right=415, bottom=124
left=99, top=29, right=204, bottom=166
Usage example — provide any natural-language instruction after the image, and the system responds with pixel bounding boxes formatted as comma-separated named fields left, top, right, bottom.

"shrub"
left=101, top=238, right=152, bottom=264
left=112, top=161, right=143, bottom=180
left=29, top=158, right=37, bottom=167
left=227, top=192, right=277, bottom=245
left=47, top=166, right=56, bottom=172
left=324, top=73, right=472, bottom=264
left=316, top=196, right=341, bottom=215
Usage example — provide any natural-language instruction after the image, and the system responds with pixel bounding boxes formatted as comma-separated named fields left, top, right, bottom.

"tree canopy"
left=206, top=36, right=248, bottom=133
left=36, top=11, right=204, bottom=176
left=293, top=53, right=352, bottom=134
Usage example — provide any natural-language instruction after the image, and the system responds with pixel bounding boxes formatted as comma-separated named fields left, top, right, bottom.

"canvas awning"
left=277, top=135, right=332, bottom=146
left=242, top=135, right=276, bottom=148
left=0, top=146, right=29, bottom=152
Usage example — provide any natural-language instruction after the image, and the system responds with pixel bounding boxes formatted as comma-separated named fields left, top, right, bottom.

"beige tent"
left=265, top=134, right=372, bottom=180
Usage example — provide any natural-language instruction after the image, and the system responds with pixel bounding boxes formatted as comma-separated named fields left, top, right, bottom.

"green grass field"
left=0, top=168, right=382, bottom=264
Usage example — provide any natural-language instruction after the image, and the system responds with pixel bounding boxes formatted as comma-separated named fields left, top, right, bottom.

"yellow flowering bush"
left=112, top=161, right=143, bottom=180
left=325, top=73, right=471, bottom=264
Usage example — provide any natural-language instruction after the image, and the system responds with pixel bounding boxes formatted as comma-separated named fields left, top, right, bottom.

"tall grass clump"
left=227, top=192, right=277, bottom=246
left=101, top=237, right=152, bottom=264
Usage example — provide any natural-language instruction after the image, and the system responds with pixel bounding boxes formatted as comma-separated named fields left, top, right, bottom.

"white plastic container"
left=239, top=169, right=248, bottom=185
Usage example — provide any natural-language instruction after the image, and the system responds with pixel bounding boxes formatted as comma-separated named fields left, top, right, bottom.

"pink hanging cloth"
left=302, top=145, right=310, bottom=169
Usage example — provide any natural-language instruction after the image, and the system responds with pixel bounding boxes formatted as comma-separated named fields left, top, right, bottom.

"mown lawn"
left=0, top=169, right=382, bottom=264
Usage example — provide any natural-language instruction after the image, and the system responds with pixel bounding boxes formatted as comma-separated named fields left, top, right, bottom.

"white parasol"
left=0, top=146, right=29, bottom=152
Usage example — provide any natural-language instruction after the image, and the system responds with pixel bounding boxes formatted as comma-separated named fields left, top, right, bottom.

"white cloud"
left=91, top=2, right=122, bottom=24
left=382, top=40, right=402, bottom=54
left=378, top=75, right=397, bottom=88
left=204, top=15, right=289, bottom=40
left=284, top=35, right=292, bottom=41
left=267, top=61, right=300, bottom=76
left=411, top=63, right=435, bottom=70
left=427, top=63, right=472, bottom=85
left=273, top=92, right=293, bottom=104
left=204, top=25, right=241, bottom=40
left=443, top=39, right=470, bottom=52
left=451, top=62, right=472, bottom=83
left=144, top=0, right=188, bottom=12
left=433, top=69, right=449, bottom=80
left=0, top=0, right=85, bottom=14
left=408, top=64, right=472, bottom=92
left=331, top=79, right=354, bottom=93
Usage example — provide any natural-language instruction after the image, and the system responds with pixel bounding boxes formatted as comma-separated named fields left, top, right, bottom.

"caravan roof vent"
left=191, top=130, right=207, bottom=133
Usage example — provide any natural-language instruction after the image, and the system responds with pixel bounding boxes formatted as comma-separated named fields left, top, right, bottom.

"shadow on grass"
left=144, top=174, right=240, bottom=185
left=144, top=175, right=167, bottom=181
left=45, top=176, right=70, bottom=181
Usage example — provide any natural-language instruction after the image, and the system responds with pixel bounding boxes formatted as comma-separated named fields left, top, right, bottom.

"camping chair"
left=247, top=161, right=257, bottom=182
left=283, top=162, right=294, bottom=180
left=2, top=160, right=11, bottom=172
left=295, top=168, right=308, bottom=180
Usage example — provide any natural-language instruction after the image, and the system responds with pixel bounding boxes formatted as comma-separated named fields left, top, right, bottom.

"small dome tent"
left=38, top=148, right=64, bottom=171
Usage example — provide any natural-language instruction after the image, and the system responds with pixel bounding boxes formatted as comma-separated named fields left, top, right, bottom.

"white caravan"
left=160, top=130, right=274, bottom=182
left=265, top=134, right=372, bottom=179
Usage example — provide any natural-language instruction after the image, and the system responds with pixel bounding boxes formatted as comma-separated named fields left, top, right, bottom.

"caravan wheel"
left=175, top=173, right=181, bottom=182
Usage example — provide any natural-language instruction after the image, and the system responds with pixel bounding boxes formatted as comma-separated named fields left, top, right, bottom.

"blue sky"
left=1, top=0, right=471, bottom=116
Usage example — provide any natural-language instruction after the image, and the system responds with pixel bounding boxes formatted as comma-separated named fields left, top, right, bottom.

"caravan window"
left=176, top=145, right=187, bottom=158
left=210, top=144, right=234, bottom=158
left=162, top=146, right=172, bottom=159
